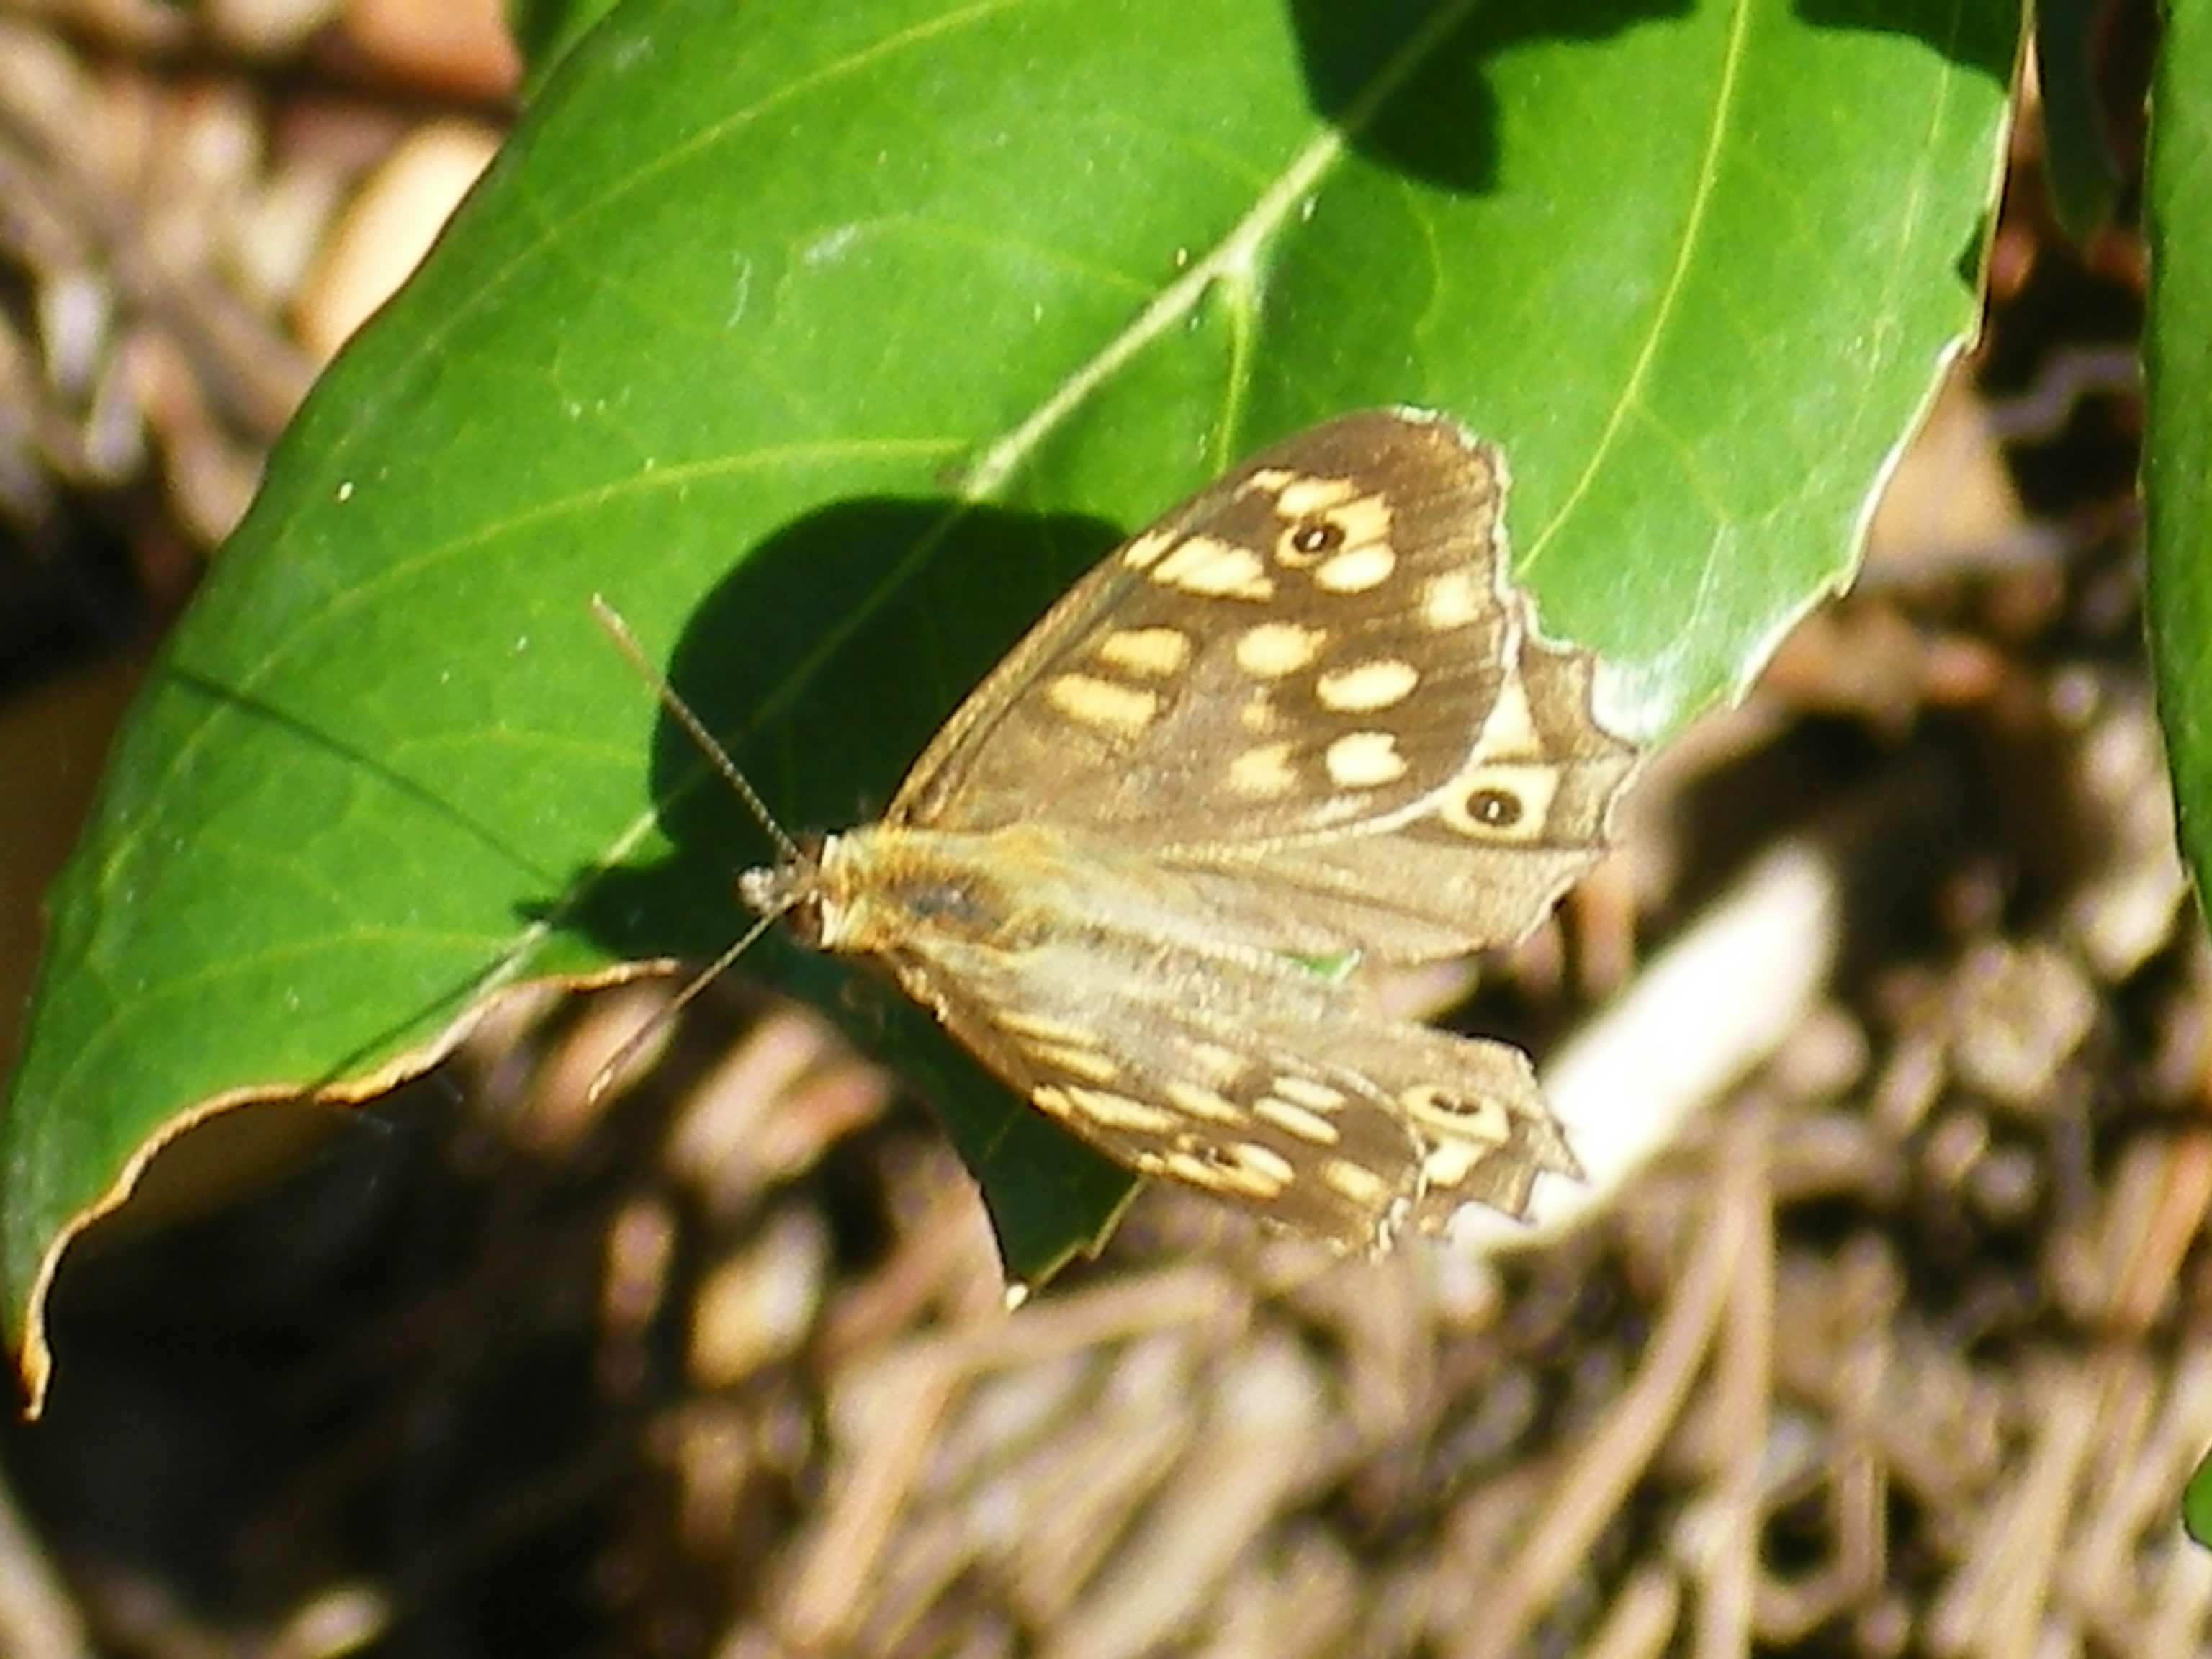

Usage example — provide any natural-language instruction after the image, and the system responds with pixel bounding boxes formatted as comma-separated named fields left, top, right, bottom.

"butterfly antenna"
left=590, top=595, right=801, bottom=864
left=583, top=907, right=786, bottom=1105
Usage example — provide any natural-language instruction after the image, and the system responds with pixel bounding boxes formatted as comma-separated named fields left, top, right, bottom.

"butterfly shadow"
left=553, top=496, right=1117, bottom=960
left=1287, top=0, right=1694, bottom=193
left=1290, top=0, right=2010, bottom=196
left=1791, top=0, right=2017, bottom=85
left=539, top=495, right=1143, bottom=1275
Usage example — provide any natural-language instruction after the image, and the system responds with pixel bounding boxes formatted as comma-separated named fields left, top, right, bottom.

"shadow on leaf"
left=544, top=493, right=1142, bottom=1280
left=1289, top=0, right=1692, bottom=192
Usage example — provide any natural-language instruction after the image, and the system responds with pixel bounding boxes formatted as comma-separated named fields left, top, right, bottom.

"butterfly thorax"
left=806, top=828, right=1017, bottom=957
left=737, top=828, right=1020, bottom=959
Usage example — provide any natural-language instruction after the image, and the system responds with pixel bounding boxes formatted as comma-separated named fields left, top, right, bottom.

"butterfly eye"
left=783, top=893, right=830, bottom=947
left=1278, top=516, right=1346, bottom=566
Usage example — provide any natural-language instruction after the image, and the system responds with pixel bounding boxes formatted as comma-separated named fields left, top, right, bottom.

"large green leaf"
left=507, top=0, right=625, bottom=96
left=2150, top=0, right=2212, bottom=1538
left=2033, top=0, right=2122, bottom=240
left=4, top=0, right=2016, bottom=1391
left=2149, top=0, right=2212, bottom=911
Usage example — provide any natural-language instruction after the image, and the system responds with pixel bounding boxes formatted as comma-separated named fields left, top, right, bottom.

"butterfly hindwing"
left=877, top=883, right=1574, bottom=1249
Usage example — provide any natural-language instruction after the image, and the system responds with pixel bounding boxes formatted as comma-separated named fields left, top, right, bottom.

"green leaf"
left=2188, top=1443, right=2212, bottom=1548
left=2149, top=50, right=2212, bottom=1570
left=2, top=0, right=2017, bottom=1388
left=2036, top=0, right=2122, bottom=241
left=2149, top=0, right=2212, bottom=937
left=507, top=0, right=627, bottom=97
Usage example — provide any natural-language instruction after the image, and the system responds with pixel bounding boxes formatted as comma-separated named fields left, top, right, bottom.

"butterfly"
left=627, top=409, right=1640, bottom=1251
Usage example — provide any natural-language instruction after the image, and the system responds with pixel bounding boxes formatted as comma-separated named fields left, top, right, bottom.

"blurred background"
left=0, top=2, right=2199, bottom=1656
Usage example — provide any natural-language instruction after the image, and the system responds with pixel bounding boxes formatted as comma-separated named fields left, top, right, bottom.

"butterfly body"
left=736, top=409, right=1640, bottom=1251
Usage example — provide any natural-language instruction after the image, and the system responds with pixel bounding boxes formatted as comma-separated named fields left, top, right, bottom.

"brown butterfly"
left=615, top=409, right=1640, bottom=1250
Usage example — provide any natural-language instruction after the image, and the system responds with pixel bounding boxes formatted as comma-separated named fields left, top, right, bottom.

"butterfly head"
left=737, top=832, right=835, bottom=946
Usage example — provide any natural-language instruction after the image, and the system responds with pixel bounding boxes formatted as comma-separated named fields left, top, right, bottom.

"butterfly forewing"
left=889, top=409, right=1515, bottom=846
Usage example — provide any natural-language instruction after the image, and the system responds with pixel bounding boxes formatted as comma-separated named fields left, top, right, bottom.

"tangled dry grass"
left=1, top=6, right=2205, bottom=1657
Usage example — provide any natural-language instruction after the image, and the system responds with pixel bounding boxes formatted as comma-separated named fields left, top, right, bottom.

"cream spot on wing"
left=1421, top=569, right=1483, bottom=631
left=1096, top=626, right=1192, bottom=678
left=997, top=1010, right=1097, bottom=1046
left=1316, top=658, right=1419, bottom=712
left=1330, top=493, right=1392, bottom=547
left=1235, top=621, right=1326, bottom=678
left=1151, top=535, right=1272, bottom=599
left=1272, top=1076, right=1346, bottom=1111
left=1238, top=693, right=1280, bottom=735
left=1047, top=673, right=1159, bottom=735
left=1320, top=1159, right=1395, bottom=1206
left=1272, top=475, right=1358, bottom=516
left=1162, top=1151, right=1238, bottom=1194
left=1165, top=1080, right=1244, bottom=1123
left=1473, top=671, right=1541, bottom=760
left=1253, top=1095, right=1341, bottom=1145
left=1228, top=741, right=1299, bottom=799
left=1421, top=1140, right=1493, bottom=1188
left=1314, top=541, right=1397, bottom=593
left=1164, top=1142, right=1293, bottom=1197
left=1062, top=1086, right=1181, bottom=1135
left=1247, top=467, right=1298, bottom=492
left=1023, top=1040, right=1120, bottom=1084
left=1326, top=730, right=1407, bottom=788
left=1231, top=1142, right=1296, bottom=1185
left=1121, top=527, right=1177, bottom=570
left=1187, top=1043, right=1249, bottom=1087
